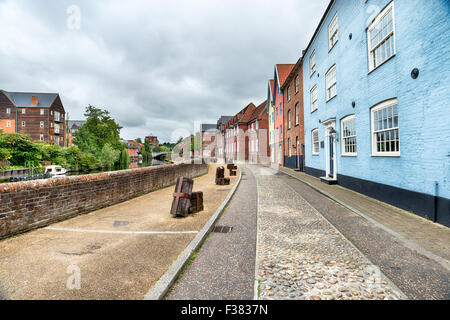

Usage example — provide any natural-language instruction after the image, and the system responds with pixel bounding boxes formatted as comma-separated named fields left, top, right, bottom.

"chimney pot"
left=31, top=95, right=38, bottom=106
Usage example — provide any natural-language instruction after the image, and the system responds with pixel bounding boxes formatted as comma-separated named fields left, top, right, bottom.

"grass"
left=257, top=279, right=261, bottom=297
left=163, top=247, right=201, bottom=300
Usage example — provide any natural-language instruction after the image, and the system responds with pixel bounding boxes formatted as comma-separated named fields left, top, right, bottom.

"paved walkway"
left=275, top=167, right=449, bottom=300
left=251, top=166, right=405, bottom=300
left=279, top=167, right=450, bottom=263
left=168, top=166, right=257, bottom=300
left=0, top=164, right=238, bottom=300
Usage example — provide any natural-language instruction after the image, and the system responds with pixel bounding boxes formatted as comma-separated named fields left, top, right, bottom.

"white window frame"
left=288, top=138, right=292, bottom=157
left=40, top=134, right=44, bottom=141
left=295, top=103, right=299, bottom=126
left=40, top=109, right=45, bottom=115
left=328, top=13, right=339, bottom=51
left=287, top=86, right=291, bottom=102
left=6, top=108, right=11, bottom=114
left=312, top=129, right=319, bottom=155
left=40, top=121, right=44, bottom=128
left=310, top=85, right=318, bottom=112
left=6, top=121, right=11, bottom=128
left=22, top=121, right=26, bottom=127
left=367, top=1, right=396, bottom=72
left=341, top=115, right=357, bottom=156
left=295, top=76, right=299, bottom=93
left=288, top=110, right=292, bottom=130
left=22, top=108, right=26, bottom=114
left=371, top=98, right=400, bottom=157
left=310, top=51, right=316, bottom=76
left=326, top=64, right=337, bottom=101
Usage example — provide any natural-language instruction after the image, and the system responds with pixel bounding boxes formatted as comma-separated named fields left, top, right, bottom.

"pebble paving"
left=251, top=166, right=405, bottom=300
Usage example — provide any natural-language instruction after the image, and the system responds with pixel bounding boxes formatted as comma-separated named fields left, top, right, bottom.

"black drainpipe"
left=433, top=182, right=439, bottom=223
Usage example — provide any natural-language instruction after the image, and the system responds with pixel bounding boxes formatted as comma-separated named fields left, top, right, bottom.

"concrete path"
left=168, top=166, right=257, bottom=300
left=250, top=166, right=405, bottom=300
left=276, top=167, right=449, bottom=300
left=0, top=164, right=239, bottom=300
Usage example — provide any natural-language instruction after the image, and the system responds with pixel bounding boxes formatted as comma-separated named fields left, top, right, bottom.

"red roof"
left=276, top=64, right=295, bottom=88
left=269, top=79, right=274, bottom=94
left=240, top=103, right=257, bottom=123
left=248, top=100, right=267, bottom=123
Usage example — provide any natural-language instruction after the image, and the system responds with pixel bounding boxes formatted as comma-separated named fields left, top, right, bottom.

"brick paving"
left=279, top=166, right=450, bottom=263
left=250, top=166, right=405, bottom=300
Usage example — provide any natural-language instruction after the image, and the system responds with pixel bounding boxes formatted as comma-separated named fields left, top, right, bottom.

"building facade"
left=224, top=103, right=256, bottom=162
left=145, top=136, right=159, bottom=148
left=273, top=64, right=295, bottom=165
left=282, top=57, right=305, bottom=171
left=302, top=0, right=450, bottom=226
left=248, top=101, right=270, bottom=164
left=66, top=120, right=86, bottom=147
left=0, top=90, right=66, bottom=146
left=267, top=80, right=275, bottom=163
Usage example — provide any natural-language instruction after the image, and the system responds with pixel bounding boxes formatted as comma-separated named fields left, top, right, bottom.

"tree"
left=135, top=137, right=143, bottom=144
left=118, top=149, right=130, bottom=170
left=98, top=143, right=120, bottom=169
left=73, top=105, right=123, bottom=157
left=0, top=133, right=42, bottom=166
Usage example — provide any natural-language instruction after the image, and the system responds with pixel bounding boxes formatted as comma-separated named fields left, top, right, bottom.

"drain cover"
left=212, top=226, right=233, bottom=233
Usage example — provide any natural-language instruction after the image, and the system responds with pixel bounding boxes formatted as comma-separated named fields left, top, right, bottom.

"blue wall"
left=303, top=0, right=450, bottom=203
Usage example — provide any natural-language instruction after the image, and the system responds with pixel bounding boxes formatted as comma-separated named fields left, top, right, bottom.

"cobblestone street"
left=251, top=166, right=406, bottom=300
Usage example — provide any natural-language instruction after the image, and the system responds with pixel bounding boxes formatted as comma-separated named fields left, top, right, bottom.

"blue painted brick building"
left=302, top=0, right=450, bottom=226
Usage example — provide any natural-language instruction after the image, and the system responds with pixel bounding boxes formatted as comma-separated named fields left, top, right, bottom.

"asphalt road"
left=168, top=166, right=258, bottom=300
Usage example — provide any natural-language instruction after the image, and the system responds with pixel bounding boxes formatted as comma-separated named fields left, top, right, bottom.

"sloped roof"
left=68, top=120, right=86, bottom=128
left=248, top=100, right=267, bottom=123
left=217, top=116, right=233, bottom=127
left=281, top=56, right=304, bottom=91
left=275, top=64, right=295, bottom=89
left=269, top=80, right=274, bottom=94
left=201, top=123, right=217, bottom=132
left=0, top=90, right=59, bottom=108
left=239, top=103, right=257, bottom=124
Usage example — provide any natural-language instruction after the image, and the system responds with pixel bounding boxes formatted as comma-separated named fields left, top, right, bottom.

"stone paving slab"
left=279, top=167, right=450, bottom=263
left=168, top=166, right=257, bottom=300
left=250, top=166, right=405, bottom=300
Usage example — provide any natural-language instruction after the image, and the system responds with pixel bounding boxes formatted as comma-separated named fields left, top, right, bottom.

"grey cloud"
left=0, top=0, right=329, bottom=142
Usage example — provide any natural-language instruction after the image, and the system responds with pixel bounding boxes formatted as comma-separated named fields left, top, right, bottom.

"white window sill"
left=341, top=154, right=357, bottom=157
left=368, top=54, right=396, bottom=74
left=371, top=153, right=400, bottom=157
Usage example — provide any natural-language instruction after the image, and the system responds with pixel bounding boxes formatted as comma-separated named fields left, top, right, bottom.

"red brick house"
left=273, top=64, right=295, bottom=165
left=200, top=123, right=218, bottom=160
left=66, top=120, right=86, bottom=147
left=123, top=140, right=140, bottom=169
left=145, top=136, right=159, bottom=148
left=281, top=57, right=305, bottom=170
left=224, top=103, right=256, bottom=162
left=0, top=90, right=66, bottom=146
left=247, top=100, right=270, bottom=164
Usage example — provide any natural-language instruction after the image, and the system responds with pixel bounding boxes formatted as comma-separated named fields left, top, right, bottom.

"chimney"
left=31, top=95, right=38, bottom=106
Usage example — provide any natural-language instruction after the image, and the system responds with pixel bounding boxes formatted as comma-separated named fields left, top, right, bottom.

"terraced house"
left=267, top=79, right=275, bottom=163
left=282, top=57, right=305, bottom=171
left=302, top=0, right=450, bottom=226
left=0, top=90, right=66, bottom=146
left=272, top=64, right=295, bottom=165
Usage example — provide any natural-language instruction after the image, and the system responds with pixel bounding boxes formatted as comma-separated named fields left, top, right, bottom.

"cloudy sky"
left=0, top=0, right=329, bottom=142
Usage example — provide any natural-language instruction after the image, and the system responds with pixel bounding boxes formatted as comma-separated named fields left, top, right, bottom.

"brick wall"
left=0, top=163, right=208, bottom=238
